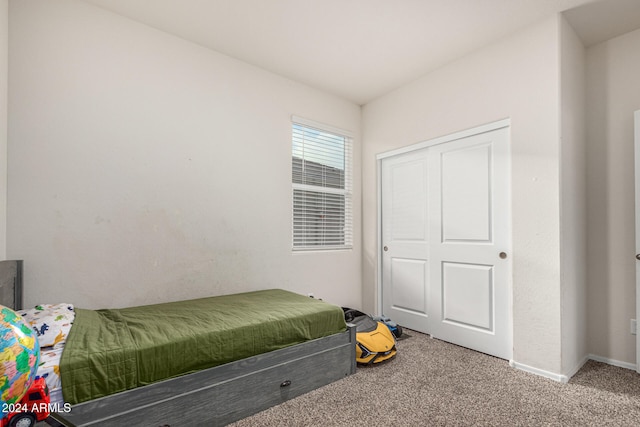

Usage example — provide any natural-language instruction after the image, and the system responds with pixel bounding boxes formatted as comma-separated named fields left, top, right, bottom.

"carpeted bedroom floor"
left=230, top=330, right=640, bottom=426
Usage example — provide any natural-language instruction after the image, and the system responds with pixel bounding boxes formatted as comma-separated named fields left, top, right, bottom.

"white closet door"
left=427, top=127, right=511, bottom=360
left=381, top=149, right=430, bottom=332
left=380, top=124, right=511, bottom=360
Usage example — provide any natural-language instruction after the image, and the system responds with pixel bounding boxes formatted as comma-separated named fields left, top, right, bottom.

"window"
left=292, top=117, right=352, bottom=250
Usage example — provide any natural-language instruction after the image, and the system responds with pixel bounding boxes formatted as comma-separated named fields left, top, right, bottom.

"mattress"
left=59, top=289, right=347, bottom=404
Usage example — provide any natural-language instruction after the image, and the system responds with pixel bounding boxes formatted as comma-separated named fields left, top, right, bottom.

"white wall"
left=363, top=16, right=564, bottom=374
left=559, top=16, right=588, bottom=376
left=586, top=27, right=640, bottom=365
left=0, top=0, right=7, bottom=259
left=9, top=0, right=635, bottom=376
left=8, top=0, right=362, bottom=310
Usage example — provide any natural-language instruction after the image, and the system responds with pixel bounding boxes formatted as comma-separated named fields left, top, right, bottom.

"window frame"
left=291, top=116, right=353, bottom=251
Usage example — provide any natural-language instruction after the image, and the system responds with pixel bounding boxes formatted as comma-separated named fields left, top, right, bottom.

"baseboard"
left=509, top=354, right=637, bottom=384
left=564, top=354, right=590, bottom=380
left=509, top=360, right=570, bottom=383
left=588, top=354, right=637, bottom=371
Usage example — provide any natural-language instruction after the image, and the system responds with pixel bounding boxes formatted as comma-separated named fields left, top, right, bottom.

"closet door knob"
left=383, top=246, right=389, bottom=252
left=636, top=254, right=640, bottom=261
left=499, top=252, right=508, bottom=259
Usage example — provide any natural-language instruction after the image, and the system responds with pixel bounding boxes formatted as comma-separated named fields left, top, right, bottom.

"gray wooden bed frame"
left=0, top=260, right=356, bottom=427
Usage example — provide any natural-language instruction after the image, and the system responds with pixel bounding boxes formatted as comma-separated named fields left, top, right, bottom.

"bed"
left=0, top=260, right=356, bottom=426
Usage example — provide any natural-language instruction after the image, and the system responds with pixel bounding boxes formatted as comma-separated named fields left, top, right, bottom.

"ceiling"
left=81, top=0, right=640, bottom=105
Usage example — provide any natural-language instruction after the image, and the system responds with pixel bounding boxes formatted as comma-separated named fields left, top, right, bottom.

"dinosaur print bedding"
left=17, top=303, right=76, bottom=396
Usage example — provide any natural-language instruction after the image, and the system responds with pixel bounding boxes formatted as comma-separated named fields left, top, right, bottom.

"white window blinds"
left=292, top=118, right=353, bottom=250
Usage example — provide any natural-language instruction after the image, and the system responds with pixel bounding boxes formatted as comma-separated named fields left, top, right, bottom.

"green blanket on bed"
left=60, top=289, right=347, bottom=405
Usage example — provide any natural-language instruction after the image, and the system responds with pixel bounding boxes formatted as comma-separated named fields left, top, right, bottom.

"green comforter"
left=60, top=289, right=347, bottom=405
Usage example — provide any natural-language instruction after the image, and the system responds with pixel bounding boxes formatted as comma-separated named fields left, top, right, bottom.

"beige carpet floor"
left=230, top=330, right=640, bottom=426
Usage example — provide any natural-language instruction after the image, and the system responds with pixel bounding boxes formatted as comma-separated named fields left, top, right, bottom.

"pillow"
left=18, top=303, right=75, bottom=349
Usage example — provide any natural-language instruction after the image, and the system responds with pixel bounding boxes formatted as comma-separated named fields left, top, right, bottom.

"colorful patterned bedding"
left=17, top=303, right=75, bottom=396
left=39, top=347, right=64, bottom=391
left=20, top=290, right=347, bottom=406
